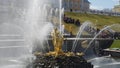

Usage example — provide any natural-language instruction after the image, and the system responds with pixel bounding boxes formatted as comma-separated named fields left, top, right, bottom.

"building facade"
left=113, top=5, right=120, bottom=12
left=63, top=0, right=90, bottom=12
left=113, top=0, right=120, bottom=13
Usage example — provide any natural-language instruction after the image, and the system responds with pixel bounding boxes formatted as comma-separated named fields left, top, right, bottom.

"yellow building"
left=113, top=0, right=120, bottom=12
left=113, top=5, right=120, bottom=12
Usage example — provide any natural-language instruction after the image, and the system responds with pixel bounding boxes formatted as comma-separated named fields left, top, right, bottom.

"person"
left=117, top=32, right=120, bottom=39
left=63, top=14, right=68, bottom=23
left=70, top=9, right=72, bottom=12
left=75, top=19, right=81, bottom=26
left=97, top=28, right=100, bottom=33
left=114, top=32, right=119, bottom=39
left=69, top=26, right=73, bottom=35
left=71, top=19, right=75, bottom=24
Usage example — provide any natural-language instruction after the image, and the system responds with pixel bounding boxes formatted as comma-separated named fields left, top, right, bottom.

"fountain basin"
left=103, top=48, right=120, bottom=57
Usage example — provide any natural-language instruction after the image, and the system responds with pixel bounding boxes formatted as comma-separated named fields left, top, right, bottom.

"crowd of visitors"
left=63, top=14, right=100, bottom=35
left=63, top=14, right=81, bottom=26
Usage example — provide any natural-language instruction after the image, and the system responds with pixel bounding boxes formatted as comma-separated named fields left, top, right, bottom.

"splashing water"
left=90, top=57, right=120, bottom=68
left=71, top=21, right=91, bottom=52
left=0, top=0, right=59, bottom=68
left=59, top=0, right=62, bottom=34
left=84, top=24, right=116, bottom=53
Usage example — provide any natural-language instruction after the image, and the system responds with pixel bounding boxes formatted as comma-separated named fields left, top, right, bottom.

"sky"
left=88, top=0, right=119, bottom=10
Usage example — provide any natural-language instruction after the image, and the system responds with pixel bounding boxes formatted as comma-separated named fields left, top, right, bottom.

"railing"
left=88, top=9, right=120, bottom=16
left=48, top=38, right=114, bottom=40
left=67, top=9, right=120, bottom=16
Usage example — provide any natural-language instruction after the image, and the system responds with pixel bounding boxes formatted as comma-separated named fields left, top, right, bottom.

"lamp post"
left=119, top=0, right=120, bottom=5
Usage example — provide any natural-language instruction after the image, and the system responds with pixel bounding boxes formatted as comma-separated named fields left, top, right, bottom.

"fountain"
left=0, top=0, right=120, bottom=68
left=32, top=28, right=93, bottom=68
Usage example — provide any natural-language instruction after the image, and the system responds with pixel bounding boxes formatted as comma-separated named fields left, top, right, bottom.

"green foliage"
left=110, top=40, right=120, bottom=48
left=65, top=12, right=120, bottom=29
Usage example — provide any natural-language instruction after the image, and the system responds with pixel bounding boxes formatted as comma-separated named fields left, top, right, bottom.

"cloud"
left=112, top=0, right=119, bottom=3
left=90, top=5, right=104, bottom=10
left=112, top=0, right=119, bottom=2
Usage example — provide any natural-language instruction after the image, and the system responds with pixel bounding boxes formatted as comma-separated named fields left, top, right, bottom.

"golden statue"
left=52, top=28, right=64, bottom=56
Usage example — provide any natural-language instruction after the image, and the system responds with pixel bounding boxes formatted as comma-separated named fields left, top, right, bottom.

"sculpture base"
left=32, top=54, right=93, bottom=68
